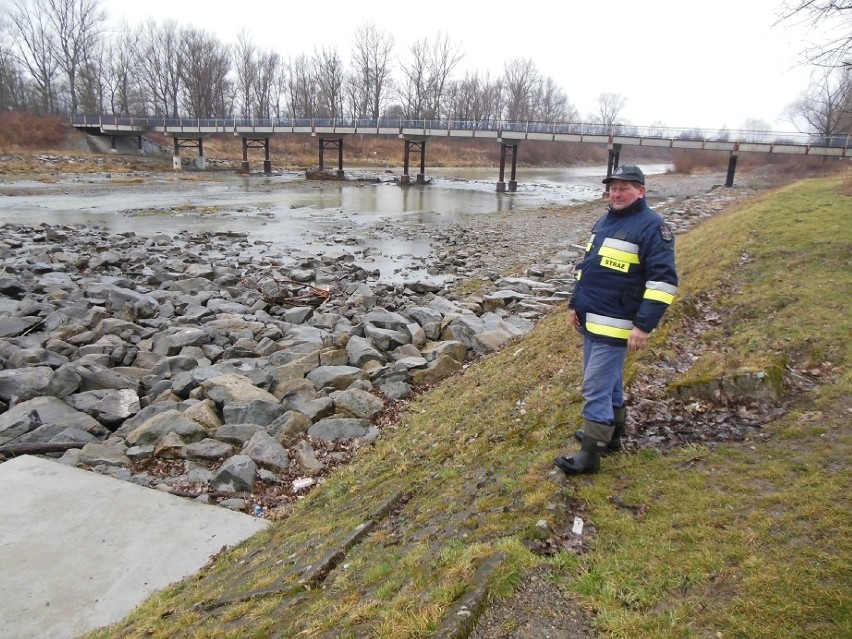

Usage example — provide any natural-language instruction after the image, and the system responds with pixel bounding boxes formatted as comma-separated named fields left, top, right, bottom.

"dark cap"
left=602, top=164, right=645, bottom=185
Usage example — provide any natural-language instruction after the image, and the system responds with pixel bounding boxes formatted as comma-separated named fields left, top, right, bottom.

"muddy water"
left=0, top=163, right=671, bottom=282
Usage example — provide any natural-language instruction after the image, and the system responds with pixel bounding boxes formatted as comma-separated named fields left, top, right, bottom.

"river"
left=0, top=163, right=672, bottom=282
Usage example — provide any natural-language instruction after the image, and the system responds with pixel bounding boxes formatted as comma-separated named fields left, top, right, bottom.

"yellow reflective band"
left=644, top=281, right=678, bottom=304
left=585, top=242, right=592, bottom=252
left=601, top=238, right=640, bottom=261
left=575, top=269, right=582, bottom=281
left=644, top=288, right=675, bottom=304
left=598, top=246, right=641, bottom=264
left=601, top=256, right=629, bottom=272
left=586, top=313, right=633, bottom=339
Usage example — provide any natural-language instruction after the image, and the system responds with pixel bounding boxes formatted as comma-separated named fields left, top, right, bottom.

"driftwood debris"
left=241, top=276, right=332, bottom=308
left=0, top=441, right=86, bottom=459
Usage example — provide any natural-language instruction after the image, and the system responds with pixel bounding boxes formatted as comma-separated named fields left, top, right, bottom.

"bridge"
left=70, top=115, right=851, bottom=190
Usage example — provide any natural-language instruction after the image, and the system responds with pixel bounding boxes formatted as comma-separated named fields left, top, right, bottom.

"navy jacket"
left=569, top=198, right=678, bottom=345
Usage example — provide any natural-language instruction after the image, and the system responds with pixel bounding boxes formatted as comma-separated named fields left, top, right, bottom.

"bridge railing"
left=68, top=115, right=849, bottom=149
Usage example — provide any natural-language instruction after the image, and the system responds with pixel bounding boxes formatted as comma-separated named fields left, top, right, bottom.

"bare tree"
left=350, top=22, right=394, bottom=119
left=534, top=76, right=576, bottom=122
left=233, top=29, right=257, bottom=118
left=776, top=0, right=851, bottom=67
left=253, top=48, right=281, bottom=119
left=43, top=0, right=105, bottom=114
left=103, top=21, right=141, bottom=115
left=592, top=92, right=627, bottom=129
left=179, top=26, right=231, bottom=117
left=424, top=32, right=463, bottom=119
left=397, top=37, right=429, bottom=118
left=787, top=66, right=852, bottom=140
left=0, top=17, right=30, bottom=110
left=8, top=0, right=60, bottom=112
left=287, top=54, right=318, bottom=119
left=502, top=57, right=540, bottom=122
left=397, top=32, right=463, bottom=120
left=313, top=45, right=344, bottom=119
left=139, top=19, right=181, bottom=117
left=741, top=117, right=772, bottom=142
left=75, top=32, right=106, bottom=112
left=442, top=69, right=509, bottom=124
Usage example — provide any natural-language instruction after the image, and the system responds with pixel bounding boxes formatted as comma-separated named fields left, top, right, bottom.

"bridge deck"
left=70, top=116, right=850, bottom=158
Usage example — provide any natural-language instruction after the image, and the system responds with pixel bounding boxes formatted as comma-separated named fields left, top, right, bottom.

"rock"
left=410, top=354, right=463, bottom=386
left=308, top=417, right=379, bottom=443
left=0, top=366, right=53, bottom=403
left=293, top=440, right=325, bottom=475
left=64, top=388, right=141, bottom=428
left=210, top=454, right=257, bottom=493
left=330, top=388, right=385, bottom=419
left=77, top=442, right=132, bottom=467
left=153, top=432, right=187, bottom=459
left=185, top=438, right=235, bottom=462
left=199, top=374, right=279, bottom=406
left=125, top=409, right=209, bottom=446
left=0, top=396, right=101, bottom=444
left=268, top=411, right=312, bottom=446
left=306, top=365, right=366, bottom=391
left=242, top=431, right=290, bottom=472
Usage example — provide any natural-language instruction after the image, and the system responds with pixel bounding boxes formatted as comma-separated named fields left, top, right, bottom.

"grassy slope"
left=86, top=175, right=851, bottom=639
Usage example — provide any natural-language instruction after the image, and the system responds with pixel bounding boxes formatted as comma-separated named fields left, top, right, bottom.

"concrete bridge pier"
left=603, top=143, right=622, bottom=194
left=496, top=143, right=519, bottom=192
left=262, top=138, right=272, bottom=174
left=725, top=150, right=739, bottom=187
left=318, top=137, right=345, bottom=178
left=172, top=135, right=205, bottom=171
left=401, top=138, right=427, bottom=185
left=240, top=137, right=271, bottom=174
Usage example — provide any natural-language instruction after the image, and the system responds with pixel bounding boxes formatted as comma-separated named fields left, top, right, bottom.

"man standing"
left=555, top=164, right=678, bottom=475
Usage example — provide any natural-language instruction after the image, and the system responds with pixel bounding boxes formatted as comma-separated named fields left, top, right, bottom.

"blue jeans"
left=581, top=331, right=627, bottom=424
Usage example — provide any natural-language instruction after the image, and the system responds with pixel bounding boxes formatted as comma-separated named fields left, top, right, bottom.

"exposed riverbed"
left=0, top=162, right=740, bottom=286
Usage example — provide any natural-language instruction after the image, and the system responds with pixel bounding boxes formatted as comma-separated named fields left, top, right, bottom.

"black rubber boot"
left=555, top=419, right=615, bottom=475
left=574, top=405, right=626, bottom=453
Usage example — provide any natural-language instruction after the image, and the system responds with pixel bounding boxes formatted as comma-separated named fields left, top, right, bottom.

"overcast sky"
left=99, top=0, right=825, bottom=132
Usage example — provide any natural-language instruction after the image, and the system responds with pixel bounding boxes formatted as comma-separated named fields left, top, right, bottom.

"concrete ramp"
left=0, top=455, right=269, bottom=639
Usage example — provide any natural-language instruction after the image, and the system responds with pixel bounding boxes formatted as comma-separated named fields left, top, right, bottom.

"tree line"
left=0, top=0, right=849, bottom=141
left=0, top=0, right=615, bottom=126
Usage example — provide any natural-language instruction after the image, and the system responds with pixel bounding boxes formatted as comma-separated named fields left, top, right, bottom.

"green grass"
left=85, top=175, right=851, bottom=638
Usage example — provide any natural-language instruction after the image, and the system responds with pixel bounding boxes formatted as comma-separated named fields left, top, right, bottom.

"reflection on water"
left=0, top=163, right=671, bottom=282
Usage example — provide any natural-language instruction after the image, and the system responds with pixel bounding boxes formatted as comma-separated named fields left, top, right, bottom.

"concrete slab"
left=0, top=455, right=269, bottom=639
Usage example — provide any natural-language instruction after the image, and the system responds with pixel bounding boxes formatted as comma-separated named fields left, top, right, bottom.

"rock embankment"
left=0, top=221, right=572, bottom=515
left=0, top=176, right=760, bottom=516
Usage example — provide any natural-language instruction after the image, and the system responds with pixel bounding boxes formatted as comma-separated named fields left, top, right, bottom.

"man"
left=555, top=164, right=678, bottom=475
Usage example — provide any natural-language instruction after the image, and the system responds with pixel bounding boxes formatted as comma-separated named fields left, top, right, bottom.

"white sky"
left=99, top=0, right=824, bottom=132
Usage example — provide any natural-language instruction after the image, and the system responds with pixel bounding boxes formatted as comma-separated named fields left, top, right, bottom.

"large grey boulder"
left=306, top=366, right=366, bottom=391
left=242, top=431, right=290, bottom=472
left=125, top=409, right=209, bottom=446
left=0, top=366, right=53, bottom=403
left=210, top=454, right=257, bottom=493
left=0, top=396, right=101, bottom=444
left=308, top=417, right=379, bottom=443
left=199, top=374, right=279, bottom=407
left=64, top=388, right=141, bottom=428
left=329, top=388, right=384, bottom=420
left=346, top=335, right=386, bottom=368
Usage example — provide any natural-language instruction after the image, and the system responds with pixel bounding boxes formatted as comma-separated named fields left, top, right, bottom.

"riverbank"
left=70, top=173, right=849, bottom=639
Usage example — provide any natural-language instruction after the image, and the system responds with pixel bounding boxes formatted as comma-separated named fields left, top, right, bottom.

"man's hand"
left=628, top=327, right=650, bottom=352
left=569, top=309, right=580, bottom=330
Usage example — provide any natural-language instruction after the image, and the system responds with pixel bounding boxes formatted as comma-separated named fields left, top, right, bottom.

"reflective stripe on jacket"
left=569, top=198, right=678, bottom=345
